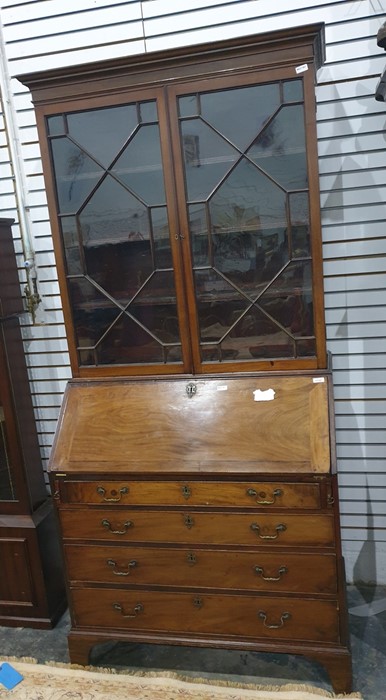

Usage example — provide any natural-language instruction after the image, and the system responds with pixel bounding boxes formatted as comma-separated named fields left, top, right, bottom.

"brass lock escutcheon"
left=250, top=522, right=286, bottom=540
left=246, top=488, right=282, bottom=505
left=101, top=519, right=133, bottom=535
left=258, top=610, right=291, bottom=629
left=107, top=559, right=137, bottom=576
left=96, top=485, right=129, bottom=502
left=254, top=565, right=287, bottom=582
left=187, top=552, right=197, bottom=565
left=186, top=382, right=197, bottom=398
left=193, top=596, right=203, bottom=609
left=181, top=484, right=192, bottom=499
left=184, top=514, right=195, bottom=529
left=113, top=602, right=143, bottom=618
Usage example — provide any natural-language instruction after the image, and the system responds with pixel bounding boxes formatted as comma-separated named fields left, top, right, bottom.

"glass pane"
left=69, top=277, right=123, bottom=351
left=140, top=101, right=158, bottom=123
left=0, top=406, right=16, bottom=500
left=283, top=79, right=303, bottom=102
left=79, top=175, right=152, bottom=300
left=179, top=94, right=199, bottom=117
left=96, top=313, right=165, bottom=365
left=67, top=105, right=138, bottom=167
left=209, top=159, right=286, bottom=240
left=200, top=83, right=280, bottom=151
left=290, top=192, right=310, bottom=257
left=50, top=137, right=104, bottom=214
left=151, top=207, right=173, bottom=269
left=194, top=269, right=250, bottom=340
left=129, top=271, right=181, bottom=343
left=189, top=203, right=209, bottom=266
left=296, top=337, right=316, bottom=357
left=248, top=104, right=307, bottom=190
left=112, top=124, right=166, bottom=205
left=61, top=217, right=83, bottom=275
left=259, top=260, right=314, bottom=338
left=223, top=306, right=295, bottom=360
left=47, top=114, right=65, bottom=136
left=180, top=119, right=238, bottom=201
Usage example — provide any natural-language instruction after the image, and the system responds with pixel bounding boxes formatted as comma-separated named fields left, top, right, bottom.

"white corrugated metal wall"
left=0, top=0, right=385, bottom=583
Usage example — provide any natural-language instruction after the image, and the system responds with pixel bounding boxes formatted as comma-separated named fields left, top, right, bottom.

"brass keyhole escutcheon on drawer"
left=107, top=559, right=137, bottom=576
left=186, top=382, right=197, bottom=398
left=258, top=610, right=291, bottom=629
left=113, top=602, right=143, bottom=618
left=187, top=552, right=197, bottom=565
left=246, top=488, right=283, bottom=505
left=184, top=514, right=195, bottom=529
left=96, top=485, right=129, bottom=502
left=101, top=519, right=133, bottom=535
left=181, top=484, right=192, bottom=499
left=193, top=597, right=203, bottom=609
left=254, top=565, right=287, bottom=582
left=250, top=523, right=286, bottom=540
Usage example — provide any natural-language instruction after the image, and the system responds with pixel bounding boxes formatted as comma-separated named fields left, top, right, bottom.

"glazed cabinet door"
left=39, top=60, right=325, bottom=376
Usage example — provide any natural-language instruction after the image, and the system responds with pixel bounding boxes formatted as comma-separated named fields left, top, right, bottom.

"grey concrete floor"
left=1, top=585, right=385, bottom=699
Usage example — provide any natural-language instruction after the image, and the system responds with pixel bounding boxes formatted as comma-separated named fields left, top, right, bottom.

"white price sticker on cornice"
left=295, top=64, right=308, bottom=74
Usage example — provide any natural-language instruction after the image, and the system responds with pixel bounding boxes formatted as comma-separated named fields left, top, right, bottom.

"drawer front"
left=65, top=544, right=337, bottom=594
left=60, top=480, right=322, bottom=509
left=60, top=510, right=335, bottom=547
left=71, top=588, right=340, bottom=644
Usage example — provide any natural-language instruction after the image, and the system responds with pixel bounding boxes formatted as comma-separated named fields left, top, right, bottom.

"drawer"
left=65, top=544, right=338, bottom=594
left=58, top=480, right=322, bottom=509
left=71, top=587, right=340, bottom=644
left=60, top=509, right=335, bottom=547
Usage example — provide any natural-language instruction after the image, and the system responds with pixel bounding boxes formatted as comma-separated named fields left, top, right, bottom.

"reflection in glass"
left=140, top=101, right=158, bottom=123
left=67, top=105, right=138, bottom=167
left=189, top=204, right=209, bottom=266
left=179, top=78, right=315, bottom=363
left=259, top=260, right=313, bottom=340
left=179, top=94, right=199, bottom=118
left=96, top=314, right=164, bottom=365
left=210, top=158, right=286, bottom=236
left=112, top=124, right=166, bottom=205
left=180, top=120, right=238, bottom=201
left=50, top=138, right=103, bottom=214
left=130, top=272, right=181, bottom=343
left=282, top=79, right=303, bottom=102
left=47, top=115, right=65, bottom=136
left=61, top=217, right=83, bottom=275
left=49, top=100, right=183, bottom=367
left=0, top=406, right=15, bottom=501
left=151, top=207, right=173, bottom=269
left=200, top=83, right=280, bottom=152
left=248, top=104, right=307, bottom=190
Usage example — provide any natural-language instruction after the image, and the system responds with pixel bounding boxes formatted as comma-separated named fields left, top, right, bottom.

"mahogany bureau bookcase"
left=19, top=23, right=353, bottom=693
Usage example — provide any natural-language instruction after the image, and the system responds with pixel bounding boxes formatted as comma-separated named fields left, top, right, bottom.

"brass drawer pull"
left=113, top=602, right=143, bottom=618
left=246, top=488, right=282, bottom=505
left=250, top=523, right=286, bottom=539
left=107, top=559, right=137, bottom=576
left=258, top=610, right=291, bottom=629
left=96, top=486, right=129, bottom=502
left=254, top=565, right=287, bottom=582
left=101, top=519, right=133, bottom=535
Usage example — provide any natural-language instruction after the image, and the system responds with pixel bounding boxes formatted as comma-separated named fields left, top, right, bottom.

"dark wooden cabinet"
left=0, top=218, right=66, bottom=627
left=19, top=23, right=352, bottom=693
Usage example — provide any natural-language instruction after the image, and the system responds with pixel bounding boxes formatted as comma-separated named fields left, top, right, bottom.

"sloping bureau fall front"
left=49, top=372, right=351, bottom=693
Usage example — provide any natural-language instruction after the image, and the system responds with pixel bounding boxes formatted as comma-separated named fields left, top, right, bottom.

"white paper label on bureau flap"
left=253, top=388, right=275, bottom=402
left=217, top=385, right=228, bottom=391
left=312, top=377, right=325, bottom=383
